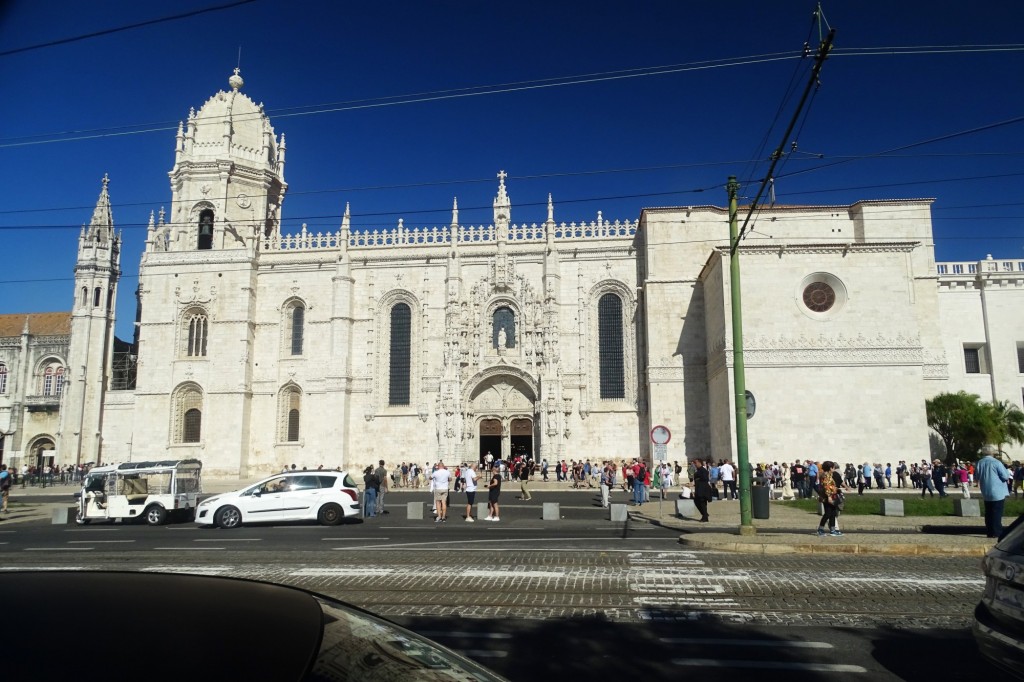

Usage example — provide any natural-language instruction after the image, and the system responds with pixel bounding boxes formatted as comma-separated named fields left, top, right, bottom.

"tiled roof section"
left=0, top=312, right=72, bottom=338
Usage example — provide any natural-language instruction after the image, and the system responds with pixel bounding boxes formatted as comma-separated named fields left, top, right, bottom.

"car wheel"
left=318, top=503, right=343, bottom=526
left=144, top=505, right=168, bottom=526
left=215, top=505, right=242, bottom=529
left=75, top=510, right=90, bottom=525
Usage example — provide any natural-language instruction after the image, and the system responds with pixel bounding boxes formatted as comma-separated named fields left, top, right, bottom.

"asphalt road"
left=2, top=492, right=1015, bottom=681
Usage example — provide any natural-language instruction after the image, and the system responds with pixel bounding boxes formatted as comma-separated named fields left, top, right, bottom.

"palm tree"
left=990, top=400, right=1024, bottom=454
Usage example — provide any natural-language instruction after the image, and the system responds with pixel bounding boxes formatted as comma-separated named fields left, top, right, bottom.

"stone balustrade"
left=262, top=218, right=638, bottom=253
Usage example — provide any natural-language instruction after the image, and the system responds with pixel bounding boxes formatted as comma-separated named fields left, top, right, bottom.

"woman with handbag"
left=816, top=460, right=844, bottom=537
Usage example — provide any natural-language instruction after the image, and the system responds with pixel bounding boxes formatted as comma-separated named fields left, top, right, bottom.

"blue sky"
left=1, top=0, right=1021, bottom=340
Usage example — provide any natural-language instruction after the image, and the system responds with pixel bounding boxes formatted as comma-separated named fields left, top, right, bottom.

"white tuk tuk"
left=76, top=459, right=203, bottom=525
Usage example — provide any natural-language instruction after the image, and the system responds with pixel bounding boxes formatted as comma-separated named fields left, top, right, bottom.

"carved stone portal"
left=467, top=373, right=537, bottom=462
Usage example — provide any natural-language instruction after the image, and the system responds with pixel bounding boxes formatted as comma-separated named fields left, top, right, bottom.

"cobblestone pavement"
left=13, top=546, right=981, bottom=631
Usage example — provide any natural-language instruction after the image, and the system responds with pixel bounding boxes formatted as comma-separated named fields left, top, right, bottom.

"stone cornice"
left=709, top=332, right=925, bottom=367
left=714, top=241, right=919, bottom=257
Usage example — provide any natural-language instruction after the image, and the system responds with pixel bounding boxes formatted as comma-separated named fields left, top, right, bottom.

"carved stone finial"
left=228, top=67, right=244, bottom=91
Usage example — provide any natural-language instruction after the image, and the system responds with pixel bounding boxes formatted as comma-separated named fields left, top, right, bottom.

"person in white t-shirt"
left=463, top=463, right=479, bottom=522
left=720, top=461, right=737, bottom=500
left=430, top=462, right=452, bottom=523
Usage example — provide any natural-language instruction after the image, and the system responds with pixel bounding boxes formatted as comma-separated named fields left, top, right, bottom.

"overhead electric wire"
left=3, top=42, right=1023, bottom=149
left=0, top=0, right=259, bottom=57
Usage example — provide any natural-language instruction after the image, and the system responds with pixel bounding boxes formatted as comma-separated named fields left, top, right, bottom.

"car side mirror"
left=253, top=489, right=262, bottom=497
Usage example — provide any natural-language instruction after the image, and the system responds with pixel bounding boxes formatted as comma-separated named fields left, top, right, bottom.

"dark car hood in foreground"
left=6, top=571, right=505, bottom=682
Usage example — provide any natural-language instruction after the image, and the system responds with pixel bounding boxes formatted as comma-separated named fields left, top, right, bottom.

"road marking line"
left=194, top=538, right=260, bottom=542
left=831, top=577, right=982, bottom=586
left=0, top=566, right=85, bottom=570
left=154, top=547, right=224, bottom=550
left=460, top=569, right=564, bottom=578
left=142, top=566, right=231, bottom=575
left=672, top=659, right=865, bottom=673
left=24, top=547, right=93, bottom=551
left=290, top=568, right=394, bottom=577
left=637, top=597, right=739, bottom=606
left=67, top=540, right=134, bottom=544
left=661, top=638, right=832, bottom=648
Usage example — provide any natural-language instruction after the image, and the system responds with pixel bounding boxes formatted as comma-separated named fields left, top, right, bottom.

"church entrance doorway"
left=479, top=419, right=501, bottom=465
left=510, top=418, right=533, bottom=463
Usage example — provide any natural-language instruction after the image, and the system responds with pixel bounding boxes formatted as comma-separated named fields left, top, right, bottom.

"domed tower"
left=164, top=68, right=287, bottom=252
left=132, top=70, right=287, bottom=477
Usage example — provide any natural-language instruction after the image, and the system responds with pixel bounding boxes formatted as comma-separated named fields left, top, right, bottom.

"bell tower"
left=58, top=175, right=121, bottom=465
left=162, top=69, right=287, bottom=254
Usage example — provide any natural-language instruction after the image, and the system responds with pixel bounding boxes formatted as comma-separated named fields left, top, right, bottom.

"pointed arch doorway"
left=465, top=366, right=539, bottom=465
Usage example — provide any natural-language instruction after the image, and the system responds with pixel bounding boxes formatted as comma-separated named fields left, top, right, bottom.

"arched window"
left=183, top=409, right=202, bottom=443
left=55, top=367, right=65, bottom=396
left=43, top=367, right=54, bottom=396
left=290, top=305, right=304, bottom=355
left=0, top=363, right=7, bottom=394
left=197, top=209, right=214, bottom=250
left=80, top=287, right=88, bottom=308
left=492, top=306, right=516, bottom=349
left=279, top=386, right=301, bottom=442
left=174, top=384, right=203, bottom=444
left=93, top=287, right=101, bottom=307
left=389, top=303, right=411, bottom=406
left=184, top=312, right=208, bottom=357
left=598, top=293, right=625, bottom=399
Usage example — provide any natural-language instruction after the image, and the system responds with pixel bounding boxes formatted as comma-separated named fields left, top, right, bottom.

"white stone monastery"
left=2, top=71, right=1022, bottom=476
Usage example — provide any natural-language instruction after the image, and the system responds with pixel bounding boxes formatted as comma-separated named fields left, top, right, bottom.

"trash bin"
left=751, top=478, right=770, bottom=519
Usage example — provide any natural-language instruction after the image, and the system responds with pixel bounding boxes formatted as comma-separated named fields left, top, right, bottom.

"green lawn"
left=778, top=493, right=1024, bottom=517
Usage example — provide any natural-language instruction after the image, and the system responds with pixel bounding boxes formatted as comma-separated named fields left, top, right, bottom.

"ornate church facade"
left=4, top=71, right=1021, bottom=477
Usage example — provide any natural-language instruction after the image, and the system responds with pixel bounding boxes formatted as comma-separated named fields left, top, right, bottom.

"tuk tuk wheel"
left=75, top=510, right=90, bottom=525
left=144, top=505, right=168, bottom=526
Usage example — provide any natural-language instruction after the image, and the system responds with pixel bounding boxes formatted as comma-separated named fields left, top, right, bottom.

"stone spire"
left=492, top=170, right=511, bottom=226
left=86, top=174, right=114, bottom=243
left=449, top=198, right=460, bottom=252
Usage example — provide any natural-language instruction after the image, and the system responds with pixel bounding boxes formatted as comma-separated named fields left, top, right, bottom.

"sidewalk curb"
left=677, top=533, right=991, bottom=557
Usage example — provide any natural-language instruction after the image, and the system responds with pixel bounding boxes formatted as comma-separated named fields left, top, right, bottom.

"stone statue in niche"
left=497, top=327, right=507, bottom=350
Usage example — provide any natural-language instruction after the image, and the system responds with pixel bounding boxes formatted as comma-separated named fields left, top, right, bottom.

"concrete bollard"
left=407, top=501, right=424, bottom=520
left=676, top=498, right=697, bottom=519
left=880, top=499, right=904, bottom=517
left=53, top=506, right=76, bottom=525
left=610, top=503, right=628, bottom=522
left=542, top=502, right=560, bottom=521
left=954, top=498, right=981, bottom=517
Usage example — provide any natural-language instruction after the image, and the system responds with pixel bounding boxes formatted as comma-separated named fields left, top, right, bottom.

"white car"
left=195, top=471, right=361, bottom=529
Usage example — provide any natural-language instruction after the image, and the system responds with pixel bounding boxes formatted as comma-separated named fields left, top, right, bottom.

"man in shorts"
left=486, top=462, right=502, bottom=522
left=430, top=461, right=451, bottom=523
left=463, top=462, right=479, bottom=522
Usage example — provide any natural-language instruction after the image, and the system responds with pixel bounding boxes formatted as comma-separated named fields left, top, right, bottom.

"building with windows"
left=0, top=313, right=71, bottom=470
left=7, top=70, right=1023, bottom=476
